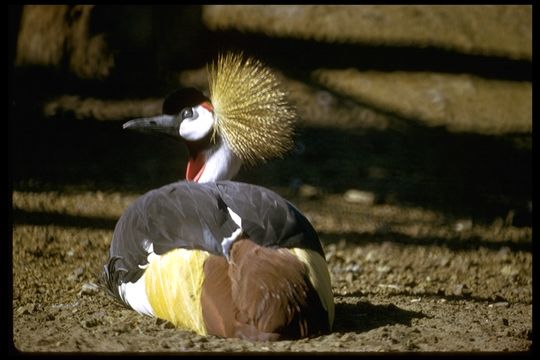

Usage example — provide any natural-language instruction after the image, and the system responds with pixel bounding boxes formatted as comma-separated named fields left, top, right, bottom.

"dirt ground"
left=12, top=189, right=532, bottom=353
left=11, top=86, right=532, bottom=353
left=10, top=6, right=532, bottom=354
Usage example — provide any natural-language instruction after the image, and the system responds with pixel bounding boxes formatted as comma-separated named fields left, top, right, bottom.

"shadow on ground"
left=11, top=107, right=531, bottom=226
left=242, top=125, right=531, bottom=226
left=12, top=209, right=117, bottom=230
left=334, top=301, right=425, bottom=333
left=318, top=230, right=531, bottom=253
left=206, top=29, right=532, bottom=82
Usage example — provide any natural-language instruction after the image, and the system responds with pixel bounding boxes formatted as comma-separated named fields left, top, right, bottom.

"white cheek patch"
left=179, top=106, right=215, bottom=141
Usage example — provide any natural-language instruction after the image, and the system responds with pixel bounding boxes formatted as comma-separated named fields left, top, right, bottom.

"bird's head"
left=123, top=52, right=297, bottom=183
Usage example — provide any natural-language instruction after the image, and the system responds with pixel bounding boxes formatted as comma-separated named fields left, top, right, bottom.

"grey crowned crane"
left=102, top=52, right=334, bottom=340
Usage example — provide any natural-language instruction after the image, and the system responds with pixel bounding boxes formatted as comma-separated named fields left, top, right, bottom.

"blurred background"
left=9, top=5, right=532, bottom=225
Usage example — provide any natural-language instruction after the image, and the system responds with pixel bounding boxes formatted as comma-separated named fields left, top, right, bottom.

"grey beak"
left=123, top=115, right=180, bottom=138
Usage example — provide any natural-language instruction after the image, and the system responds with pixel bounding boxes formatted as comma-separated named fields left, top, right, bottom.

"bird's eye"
left=180, top=107, right=194, bottom=120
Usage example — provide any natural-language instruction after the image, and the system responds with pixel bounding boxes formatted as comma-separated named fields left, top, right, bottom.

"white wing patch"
left=119, top=273, right=155, bottom=317
left=221, top=207, right=243, bottom=260
left=138, top=242, right=157, bottom=269
left=118, top=239, right=157, bottom=317
left=227, top=207, right=242, bottom=227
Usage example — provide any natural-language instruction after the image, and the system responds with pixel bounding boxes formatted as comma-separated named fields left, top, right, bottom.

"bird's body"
left=102, top=52, right=334, bottom=340
left=103, top=181, right=332, bottom=339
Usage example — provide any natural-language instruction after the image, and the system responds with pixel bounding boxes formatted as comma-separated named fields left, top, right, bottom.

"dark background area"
left=10, top=5, right=532, bottom=224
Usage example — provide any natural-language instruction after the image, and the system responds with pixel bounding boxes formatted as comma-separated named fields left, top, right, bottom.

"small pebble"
left=365, top=250, right=377, bottom=262
left=79, top=282, right=100, bottom=296
left=16, top=304, right=35, bottom=315
left=298, top=184, right=320, bottom=199
left=343, top=189, right=375, bottom=205
left=68, top=267, right=84, bottom=282
left=500, top=265, right=519, bottom=277
left=490, top=302, right=510, bottom=308
left=454, top=219, right=473, bottom=232
left=453, top=283, right=471, bottom=296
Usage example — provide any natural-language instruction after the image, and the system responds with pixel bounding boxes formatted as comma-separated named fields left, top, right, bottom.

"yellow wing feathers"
left=145, top=249, right=210, bottom=335
left=288, top=248, right=335, bottom=329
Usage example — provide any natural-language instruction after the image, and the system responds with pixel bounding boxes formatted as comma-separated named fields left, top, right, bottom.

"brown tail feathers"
left=201, top=238, right=329, bottom=340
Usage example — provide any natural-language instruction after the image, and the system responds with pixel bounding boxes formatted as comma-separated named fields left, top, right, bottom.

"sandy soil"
left=12, top=188, right=532, bottom=353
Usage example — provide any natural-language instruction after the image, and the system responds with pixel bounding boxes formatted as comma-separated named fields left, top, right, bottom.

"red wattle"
left=185, top=153, right=206, bottom=182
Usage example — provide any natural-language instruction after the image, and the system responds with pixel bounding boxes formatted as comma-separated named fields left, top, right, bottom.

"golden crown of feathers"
left=207, top=52, right=297, bottom=166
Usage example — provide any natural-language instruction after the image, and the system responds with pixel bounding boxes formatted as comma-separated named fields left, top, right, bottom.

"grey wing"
left=104, top=182, right=238, bottom=289
left=215, top=181, right=324, bottom=257
left=101, top=180, right=324, bottom=300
